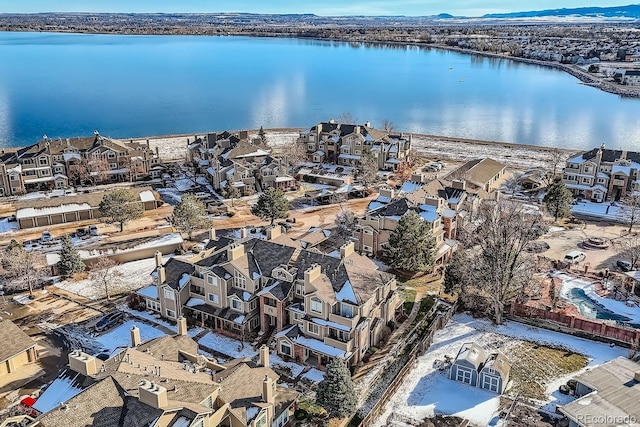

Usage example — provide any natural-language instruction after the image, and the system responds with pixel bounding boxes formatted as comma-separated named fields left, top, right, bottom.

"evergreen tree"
left=353, top=147, right=379, bottom=188
left=250, top=187, right=291, bottom=225
left=258, top=126, right=267, bottom=145
left=384, top=210, right=436, bottom=272
left=171, top=193, right=210, bottom=240
left=543, top=179, right=573, bottom=221
left=57, top=234, right=85, bottom=277
left=316, top=358, right=357, bottom=419
left=98, top=188, right=144, bottom=232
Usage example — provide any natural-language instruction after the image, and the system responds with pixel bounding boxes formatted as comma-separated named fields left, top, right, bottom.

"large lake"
left=1, top=31, right=639, bottom=150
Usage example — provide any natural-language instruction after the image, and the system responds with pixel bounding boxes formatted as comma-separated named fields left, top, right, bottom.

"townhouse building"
left=188, top=131, right=295, bottom=196
left=136, top=227, right=400, bottom=368
left=563, top=144, right=640, bottom=202
left=0, top=132, right=161, bottom=196
left=298, top=120, right=412, bottom=171
left=28, top=320, right=297, bottom=427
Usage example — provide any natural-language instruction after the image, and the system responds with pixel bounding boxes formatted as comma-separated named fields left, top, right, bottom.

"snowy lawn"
left=95, top=320, right=167, bottom=355
left=372, top=313, right=627, bottom=427
left=572, top=201, right=624, bottom=222
left=197, top=332, right=258, bottom=360
left=120, top=305, right=202, bottom=337
left=54, top=256, right=162, bottom=300
left=0, top=218, right=18, bottom=234
left=301, top=368, right=325, bottom=383
left=270, top=353, right=305, bottom=379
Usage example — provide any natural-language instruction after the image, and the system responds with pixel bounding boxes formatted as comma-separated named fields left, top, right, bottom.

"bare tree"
left=336, top=113, right=356, bottom=124
left=89, top=157, right=112, bottom=185
left=68, top=158, right=91, bottom=186
left=548, top=148, right=567, bottom=179
left=89, top=256, right=122, bottom=300
left=621, top=194, right=640, bottom=234
left=123, top=156, right=145, bottom=182
left=281, top=140, right=308, bottom=171
left=1, top=246, right=47, bottom=296
left=453, top=200, right=548, bottom=324
left=334, top=208, right=356, bottom=239
left=381, top=118, right=394, bottom=132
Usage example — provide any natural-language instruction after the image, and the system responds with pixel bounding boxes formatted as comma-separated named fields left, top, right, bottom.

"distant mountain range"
left=479, top=3, right=640, bottom=19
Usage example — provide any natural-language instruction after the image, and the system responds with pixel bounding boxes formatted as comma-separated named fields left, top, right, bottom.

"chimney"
left=262, top=375, right=274, bottom=404
left=138, top=380, right=168, bottom=409
left=365, top=121, right=371, bottom=128
left=259, top=345, right=270, bottom=368
left=239, top=130, right=249, bottom=140
left=240, top=228, right=248, bottom=239
left=379, top=187, right=394, bottom=200
left=209, top=227, right=216, bottom=241
left=635, top=371, right=640, bottom=382
left=157, top=266, right=166, bottom=285
left=177, top=317, right=188, bottom=336
left=131, top=325, right=141, bottom=347
left=154, top=251, right=163, bottom=268
left=304, top=264, right=321, bottom=285
left=266, top=225, right=281, bottom=240
left=227, top=244, right=245, bottom=261
left=146, top=139, right=150, bottom=149
left=340, top=241, right=355, bottom=259
left=68, top=350, right=98, bottom=376
left=452, top=179, right=466, bottom=191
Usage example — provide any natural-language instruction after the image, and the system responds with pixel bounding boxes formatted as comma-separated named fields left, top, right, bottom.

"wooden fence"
left=509, top=303, right=640, bottom=347
left=355, top=300, right=458, bottom=427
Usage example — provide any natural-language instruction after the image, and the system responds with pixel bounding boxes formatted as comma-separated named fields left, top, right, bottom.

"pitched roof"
left=0, top=319, right=36, bottom=363
left=456, top=158, right=506, bottom=187
left=14, top=186, right=156, bottom=211
left=136, top=335, right=199, bottom=362
left=163, top=258, right=196, bottom=290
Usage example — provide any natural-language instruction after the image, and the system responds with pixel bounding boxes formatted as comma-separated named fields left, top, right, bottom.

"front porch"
left=184, top=305, right=258, bottom=339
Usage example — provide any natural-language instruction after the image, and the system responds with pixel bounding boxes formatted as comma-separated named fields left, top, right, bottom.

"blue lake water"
left=1, top=31, right=640, bottom=149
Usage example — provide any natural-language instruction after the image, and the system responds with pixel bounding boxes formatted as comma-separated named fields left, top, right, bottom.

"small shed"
left=479, top=353, right=511, bottom=394
left=449, top=342, right=486, bottom=387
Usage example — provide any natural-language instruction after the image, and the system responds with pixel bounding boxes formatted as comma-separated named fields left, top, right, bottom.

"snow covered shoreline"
left=142, top=128, right=578, bottom=171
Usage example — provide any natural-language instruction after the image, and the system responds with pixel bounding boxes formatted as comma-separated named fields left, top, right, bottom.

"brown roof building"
left=0, top=319, right=38, bottom=377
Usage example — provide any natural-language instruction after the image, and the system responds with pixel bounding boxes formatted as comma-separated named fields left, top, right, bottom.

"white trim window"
left=483, top=374, right=499, bottom=392
left=163, top=288, right=175, bottom=301
left=208, top=293, right=219, bottom=304
left=166, top=309, right=176, bottom=319
left=207, top=275, right=218, bottom=286
left=307, top=322, right=320, bottom=335
left=234, top=270, right=246, bottom=289
left=456, top=367, right=472, bottom=384
left=280, top=342, right=292, bottom=356
left=310, top=298, right=322, bottom=314
left=231, top=298, right=243, bottom=311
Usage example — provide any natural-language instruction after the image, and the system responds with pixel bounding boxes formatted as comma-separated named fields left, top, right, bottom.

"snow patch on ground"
left=301, top=368, right=325, bottom=383
left=372, top=313, right=626, bottom=427
left=0, top=218, right=18, bottom=234
left=54, top=256, right=162, bottom=300
left=270, top=353, right=305, bottom=379
left=95, top=320, right=166, bottom=354
left=197, top=332, right=258, bottom=360
left=120, top=306, right=202, bottom=337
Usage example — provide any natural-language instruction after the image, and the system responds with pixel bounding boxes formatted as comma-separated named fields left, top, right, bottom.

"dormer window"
left=310, top=297, right=322, bottom=314
left=231, top=298, right=243, bottom=311
left=234, top=270, right=246, bottom=289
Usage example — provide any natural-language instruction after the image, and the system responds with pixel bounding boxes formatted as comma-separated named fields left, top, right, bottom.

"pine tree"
left=57, top=234, right=85, bottom=277
left=223, top=180, right=241, bottom=206
left=316, top=358, right=357, bottom=419
left=250, top=187, right=291, bottom=225
left=98, top=188, right=144, bottom=232
left=171, top=193, right=209, bottom=240
left=543, top=179, right=573, bottom=221
left=258, top=126, right=267, bottom=145
left=384, top=210, right=436, bottom=272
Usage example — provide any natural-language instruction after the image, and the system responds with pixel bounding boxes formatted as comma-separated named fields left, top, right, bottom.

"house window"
left=280, top=342, right=292, bottom=356
left=363, top=245, right=372, bottom=252
left=234, top=270, right=246, bottom=289
left=166, top=309, right=176, bottom=318
left=146, top=300, right=160, bottom=311
left=363, top=229, right=372, bottom=235
left=255, top=414, right=267, bottom=427
left=9, top=175, right=17, bottom=181
left=456, top=367, right=472, bottom=384
left=208, top=293, right=219, bottom=304
left=231, top=299, right=243, bottom=311
left=163, top=288, right=175, bottom=300
left=107, top=152, right=116, bottom=159
left=307, top=322, right=320, bottom=335
left=250, top=317, right=259, bottom=329
left=295, top=284, right=303, bottom=296
left=341, top=303, right=354, bottom=318
left=109, top=163, right=118, bottom=169
left=250, top=299, right=257, bottom=310
left=482, top=375, right=500, bottom=392
left=310, top=298, right=322, bottom=314
left=207, top=275, right=218, bottom=286
left=294, top=313, right=301, bottom=321
left=39, top=157, right=48, bottom=165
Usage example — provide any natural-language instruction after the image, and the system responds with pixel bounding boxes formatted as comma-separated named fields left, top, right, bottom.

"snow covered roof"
left=139, top=190, right=156, bottom=203
left=336, top=280, right=358, bottom=305
left=612, top=165, right=631, bottom=175
left=23, top=176, right=54, bottom=184
left=16, top=203, right=93, bottom=219
left=338, top=153, right=361, bottom=161
left=400, top=181, right=422, bottom=193
left=137, top=286, right=158, bottom=299
left=186, top=297, right=205, bottom=307
left=63, top=152, right=81, bottom=161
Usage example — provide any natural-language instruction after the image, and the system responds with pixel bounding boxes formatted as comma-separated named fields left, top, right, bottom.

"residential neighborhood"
left=1, top=123, right=640, bottom=427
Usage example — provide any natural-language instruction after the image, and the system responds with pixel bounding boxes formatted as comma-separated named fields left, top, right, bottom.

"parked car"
left=617, top=259, right=634, bottom=272
left=88, top=225, right=99, bottom=236
left=94, top=311, right=124, bottom=332
left=76, top=227, right=87, bottom=237
left=564, top=251, right=586, bottom=264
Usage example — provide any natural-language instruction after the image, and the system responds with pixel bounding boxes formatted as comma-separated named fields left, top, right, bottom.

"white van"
left=564, top=251, right=586, bottom=264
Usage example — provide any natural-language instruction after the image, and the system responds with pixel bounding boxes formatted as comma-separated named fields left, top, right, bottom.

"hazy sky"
left=0, top=1, right=631, bottom=17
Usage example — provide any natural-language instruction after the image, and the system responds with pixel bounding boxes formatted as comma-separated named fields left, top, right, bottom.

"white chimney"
left=240, top=228, right=248, bottom=239
left=138, top=380, right=168, bottom=409
left=209, top=227, right=216, bottom=240
left=131, top=325, right=141, bottom=347
left=259, top=345, right=270, bottom=368
left=340, top=241, right=355, bottom=259
left=266, top=225, right=281, bottom=240
left=154, top=251, right=163, bottom=268
left=177, top=317, right=187, bottom=336
left=68, top=350, right=98, bottom=376
left=157, top=266, right=166, bottom=285
left=262, top=375, right=274, bottom=404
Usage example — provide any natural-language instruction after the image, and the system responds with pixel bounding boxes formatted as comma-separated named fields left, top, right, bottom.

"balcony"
left=324, top=336, right=354, bottom=352
left=190, top=285, right=205, bottom=296
left=328, top=313, right=360, bottom=329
